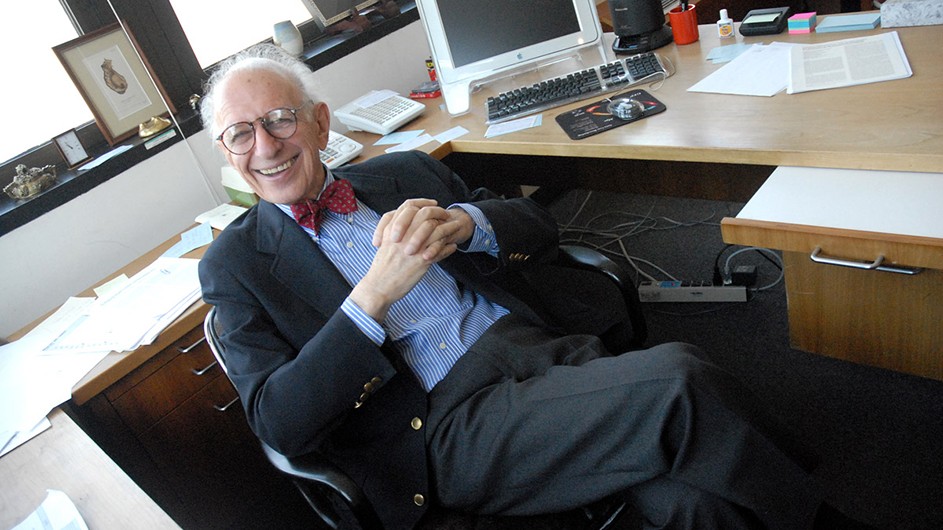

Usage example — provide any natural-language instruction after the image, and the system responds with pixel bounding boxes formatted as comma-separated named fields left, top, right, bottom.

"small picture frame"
left=53, top=22, right=176, bottom=146
left=53, top=129, right=93, bottom=169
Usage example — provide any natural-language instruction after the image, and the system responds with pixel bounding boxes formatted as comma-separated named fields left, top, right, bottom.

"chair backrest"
left=203, top=306, right=228, bottom=375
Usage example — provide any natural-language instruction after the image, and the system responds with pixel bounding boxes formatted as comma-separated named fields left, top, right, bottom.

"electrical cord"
left=559, top=190, right=720, bottom=286
left=712, top=245, right=785, bottom=291
left=724, top=247, right=784, bottom=291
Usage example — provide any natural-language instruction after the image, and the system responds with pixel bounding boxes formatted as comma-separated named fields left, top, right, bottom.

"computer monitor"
left=302, top=0, right=380, bottom=27
left=416, top=0, right=604, bottom=116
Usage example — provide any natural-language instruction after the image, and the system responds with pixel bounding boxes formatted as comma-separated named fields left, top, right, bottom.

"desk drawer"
left=721, top=218, right=943, bottom=271
left=110, top=328, right=221, bottom=435
left=722, top=165, right=943, bottom=269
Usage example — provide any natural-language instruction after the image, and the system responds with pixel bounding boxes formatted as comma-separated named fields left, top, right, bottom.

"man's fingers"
left=385, top=199, right=439, bottom=243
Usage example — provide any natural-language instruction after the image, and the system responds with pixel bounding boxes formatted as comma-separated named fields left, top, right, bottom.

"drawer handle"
left=178, top=336, right=206, bottom=353
left=214, top=396, right=240, bottom=412
left=810, top=247, right=922, bottom=275
left=192, top=361, right=218, bottom=376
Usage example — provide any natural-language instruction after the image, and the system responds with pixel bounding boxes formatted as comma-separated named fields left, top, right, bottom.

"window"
left=169, top=0, right=313, bottom=68
left=1, top=1, right=94, bottom=164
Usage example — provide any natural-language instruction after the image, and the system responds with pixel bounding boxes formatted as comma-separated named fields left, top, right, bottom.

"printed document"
left=787, top=31, right=912, bottom=94
left=688, top=43, right=795, bottom=97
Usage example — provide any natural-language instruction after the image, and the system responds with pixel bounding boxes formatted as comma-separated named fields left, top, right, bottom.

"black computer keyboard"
left=485, top=51, right=668, bottom=124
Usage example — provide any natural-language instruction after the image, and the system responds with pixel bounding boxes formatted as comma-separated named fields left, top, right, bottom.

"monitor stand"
left=612, top=25, right=673, bottom=54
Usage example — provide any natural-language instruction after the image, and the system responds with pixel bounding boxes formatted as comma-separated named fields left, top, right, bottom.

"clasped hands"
left=350, top=199, right=474, bottom=321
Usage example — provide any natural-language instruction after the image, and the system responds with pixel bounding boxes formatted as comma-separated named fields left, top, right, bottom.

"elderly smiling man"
left=197, top=43, right=870, bottom=530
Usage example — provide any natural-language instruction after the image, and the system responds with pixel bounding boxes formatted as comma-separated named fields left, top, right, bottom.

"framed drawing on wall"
left=53, top=22, right=176, bottom=146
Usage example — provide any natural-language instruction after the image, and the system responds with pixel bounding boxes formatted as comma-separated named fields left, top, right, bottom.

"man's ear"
left=314, top=102, right=331, bottom=149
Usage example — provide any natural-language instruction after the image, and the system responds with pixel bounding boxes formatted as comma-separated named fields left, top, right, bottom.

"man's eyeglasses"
left=216, top=104, right=309, bottom=155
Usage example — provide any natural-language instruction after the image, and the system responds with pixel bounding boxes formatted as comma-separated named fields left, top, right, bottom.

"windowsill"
left=0, top=3, right=419, bottom=239
left=301, top=2, right=419, bottom=72
left=0, top=114, right=202, bottom=237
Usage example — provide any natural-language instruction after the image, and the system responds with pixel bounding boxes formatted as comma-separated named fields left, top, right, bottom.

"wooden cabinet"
left=67, top=324, right=318, bottom=529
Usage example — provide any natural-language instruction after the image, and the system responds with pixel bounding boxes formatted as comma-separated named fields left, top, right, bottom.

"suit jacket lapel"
left=256, top=200, right=351, bottom=315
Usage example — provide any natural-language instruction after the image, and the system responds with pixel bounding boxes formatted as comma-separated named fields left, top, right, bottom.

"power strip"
left=638, top=281, right=747, bottom=303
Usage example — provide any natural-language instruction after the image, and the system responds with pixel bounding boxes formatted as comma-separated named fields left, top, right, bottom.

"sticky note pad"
left=788, top=11, right=817, bottom=33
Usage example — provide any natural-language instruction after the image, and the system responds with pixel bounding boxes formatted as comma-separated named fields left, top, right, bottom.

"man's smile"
left=257, top=154, right=298, bottom=176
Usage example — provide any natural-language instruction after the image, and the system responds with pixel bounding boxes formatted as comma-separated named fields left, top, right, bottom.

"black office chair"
left=204, top=244, right=647, bottom=530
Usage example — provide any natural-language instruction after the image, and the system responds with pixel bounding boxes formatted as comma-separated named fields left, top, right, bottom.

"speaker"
left=608, top=0, right=673, bottom=54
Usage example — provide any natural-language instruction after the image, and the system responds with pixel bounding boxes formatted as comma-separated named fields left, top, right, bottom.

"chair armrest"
left=261, top=442, right=384, bottom=530
left=556, top=245, right=647, bottom=349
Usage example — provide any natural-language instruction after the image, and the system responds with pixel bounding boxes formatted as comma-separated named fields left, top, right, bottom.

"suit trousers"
left=426, top=314, right=823, bottom=529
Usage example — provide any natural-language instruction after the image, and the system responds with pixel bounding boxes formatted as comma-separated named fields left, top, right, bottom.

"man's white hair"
left=200, top=44, right=322, bottom=138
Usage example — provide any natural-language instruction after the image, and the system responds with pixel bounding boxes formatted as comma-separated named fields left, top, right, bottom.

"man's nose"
left=253, top=123, right=282, bottom=153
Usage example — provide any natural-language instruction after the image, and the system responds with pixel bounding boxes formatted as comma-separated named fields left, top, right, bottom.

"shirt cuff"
left=450, top=203, right=500, bottom=256
left=341, top=298, right=386, bottom=346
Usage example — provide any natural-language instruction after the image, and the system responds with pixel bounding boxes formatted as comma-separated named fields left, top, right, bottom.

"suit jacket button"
left=359, top=392, right=370, bottom=402
left=413, top=494, right=425, bottom=506
left=364, top=382, right=375, bottom=392
left=411, top=417, right=423, bottom=430
left=371, top=376, right=383, bottom=384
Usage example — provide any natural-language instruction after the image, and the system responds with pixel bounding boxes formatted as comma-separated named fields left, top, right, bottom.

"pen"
left=680, top=0, right=688, bottom=11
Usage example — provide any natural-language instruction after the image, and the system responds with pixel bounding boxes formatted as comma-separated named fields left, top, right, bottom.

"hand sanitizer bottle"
left=717, top=9, right=734, bottom=39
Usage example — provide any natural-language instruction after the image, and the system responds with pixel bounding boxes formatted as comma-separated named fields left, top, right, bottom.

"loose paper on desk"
left=42, top=257, right=201, bottom=354
left=13, top=490, right=89, bottom=530
left=195, top=203, right=247, bottom=231
left=787, top=31, right=912, bottom=94
left=485, top=114, right=543, bottom=137
left=385, top=133, right=434, bottom=153
left=162, top=221, right=213, bottom=258
left=0, top=297, right=108, bottom=454
left=688, top=43, right=795, bottom=96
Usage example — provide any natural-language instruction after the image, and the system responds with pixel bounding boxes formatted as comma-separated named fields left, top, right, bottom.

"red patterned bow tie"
left=290, top=179, right=358, bottom=234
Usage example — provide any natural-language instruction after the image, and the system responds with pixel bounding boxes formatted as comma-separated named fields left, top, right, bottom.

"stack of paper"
left=43, top=258, right=202, bottom=354
left=788, top=12, right=817, bottom=34
left=688, top=43, right=795, bottom=97
left=815, top=12, right=881, bottom=33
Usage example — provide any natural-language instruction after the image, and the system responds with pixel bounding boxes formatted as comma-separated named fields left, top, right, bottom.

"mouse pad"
left=555, top=89, right=666, bottom=140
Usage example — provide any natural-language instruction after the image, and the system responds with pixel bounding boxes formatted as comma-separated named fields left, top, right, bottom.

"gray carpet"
left=545, top=189, right=943, bottom=530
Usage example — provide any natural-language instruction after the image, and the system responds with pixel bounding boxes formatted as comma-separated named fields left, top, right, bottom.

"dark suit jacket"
left=199, top=151, right=621, bottom=529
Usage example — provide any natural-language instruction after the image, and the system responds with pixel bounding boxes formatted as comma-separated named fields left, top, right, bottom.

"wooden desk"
left=0, top=408, right=179, bottom=529
left=343, top=22, right=942, bottom=379
left=351, top=22, right=943, bottom=176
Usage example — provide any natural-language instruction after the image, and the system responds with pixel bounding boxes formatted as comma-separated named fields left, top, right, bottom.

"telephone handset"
left=321, top=130, right=363, bottom=169
left=333, top=89, right=425, bottom=136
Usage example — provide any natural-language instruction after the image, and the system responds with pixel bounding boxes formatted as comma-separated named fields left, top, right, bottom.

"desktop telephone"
left=333, top=89, right=425, bottom=136
left=321, top=130, right=363, bottom=169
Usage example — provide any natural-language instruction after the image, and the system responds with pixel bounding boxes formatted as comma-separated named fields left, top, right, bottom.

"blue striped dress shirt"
left=276, top=171, right=508, bottom=391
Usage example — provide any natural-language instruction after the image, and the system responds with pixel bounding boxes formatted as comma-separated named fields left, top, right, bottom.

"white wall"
left=1, top=21, right=432, bottom=339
